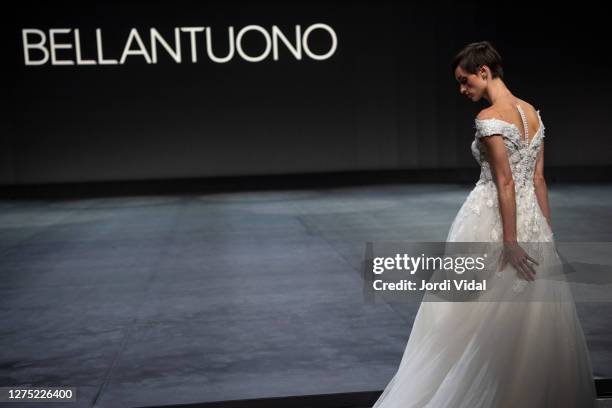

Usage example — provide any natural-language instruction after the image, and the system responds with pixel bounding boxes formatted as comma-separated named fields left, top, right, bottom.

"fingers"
left=524, top=257, right=537, bottom=278
left=500, top=258, right=533, bottom=281
left=515, top=246, right=538, bottom=281
left=499, top=246, right=539, bottom=281
left=518, top=260, right=536, bottom=281
left=515, top=257, right=537, bottom=281
left=525, top=254, right=539, bottom=266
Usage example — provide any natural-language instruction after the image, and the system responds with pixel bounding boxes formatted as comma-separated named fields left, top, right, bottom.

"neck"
left=484, top=78, right=514, bottom=105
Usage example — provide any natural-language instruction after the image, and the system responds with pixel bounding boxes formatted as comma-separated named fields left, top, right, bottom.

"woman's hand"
left=499, top=242, right=539, bottom=281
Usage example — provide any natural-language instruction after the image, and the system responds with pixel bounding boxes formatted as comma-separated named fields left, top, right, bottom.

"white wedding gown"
left=372, top=104, right=598, bottom=408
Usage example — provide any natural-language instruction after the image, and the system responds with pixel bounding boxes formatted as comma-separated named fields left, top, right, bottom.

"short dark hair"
left=451, top=41, right=504, bottom=80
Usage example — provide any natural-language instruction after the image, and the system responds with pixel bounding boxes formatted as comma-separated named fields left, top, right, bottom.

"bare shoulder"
left=518, top=99, right=536, bottom=110
left=517, top=98, right=538, bottom=113
left=475, top=107, right=499, bottom=121
left=476, top=98, right=537, bottom=121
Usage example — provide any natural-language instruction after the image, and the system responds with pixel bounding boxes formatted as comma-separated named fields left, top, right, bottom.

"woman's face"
left=454, top=65, right=486, bottom=102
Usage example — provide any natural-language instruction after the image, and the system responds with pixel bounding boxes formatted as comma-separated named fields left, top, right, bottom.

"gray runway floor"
left=1, top=182, right=611, bottom=407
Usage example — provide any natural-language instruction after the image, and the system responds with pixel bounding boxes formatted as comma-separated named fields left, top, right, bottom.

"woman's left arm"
left=481, top=135, right=538, bottom=281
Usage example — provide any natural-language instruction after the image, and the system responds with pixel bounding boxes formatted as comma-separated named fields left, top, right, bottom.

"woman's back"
left=477, top=98, right=541, bottom=145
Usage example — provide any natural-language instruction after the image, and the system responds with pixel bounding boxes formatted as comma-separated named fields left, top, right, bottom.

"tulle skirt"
left=372, top=182, right=598, bottom=408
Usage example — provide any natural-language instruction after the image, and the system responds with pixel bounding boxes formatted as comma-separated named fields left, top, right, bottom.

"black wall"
left=5, top=0, right=611, bottom=185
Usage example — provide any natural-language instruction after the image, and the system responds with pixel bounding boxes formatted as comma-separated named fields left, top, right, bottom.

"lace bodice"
left=453, top=103, right=551, bottom=244
left=471, top=104, right=545, bottom=188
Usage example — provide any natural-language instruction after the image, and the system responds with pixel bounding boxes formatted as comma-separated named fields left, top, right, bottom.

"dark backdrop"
left=4, top=0, right=611, bottom=185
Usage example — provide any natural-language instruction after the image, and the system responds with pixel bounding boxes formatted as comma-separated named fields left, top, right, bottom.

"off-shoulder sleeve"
left=474, top=119, right=507, bottom=140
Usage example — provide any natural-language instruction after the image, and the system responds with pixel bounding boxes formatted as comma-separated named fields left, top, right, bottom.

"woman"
left=371, top=41, right=598, bottom=407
